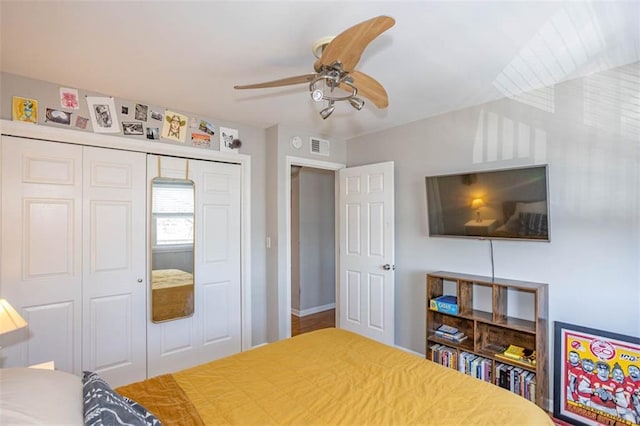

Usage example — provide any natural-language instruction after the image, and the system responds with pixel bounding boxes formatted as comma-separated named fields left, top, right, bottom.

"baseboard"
left=291, top=303, right=335, bottom=318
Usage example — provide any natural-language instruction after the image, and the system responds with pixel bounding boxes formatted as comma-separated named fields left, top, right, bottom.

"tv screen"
left=425, top=165, right=550, bottom=241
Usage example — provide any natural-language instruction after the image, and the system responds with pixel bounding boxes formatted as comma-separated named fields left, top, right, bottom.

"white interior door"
left=82, top=146, right=147, bottom=387
left=338, top=161, right=395, bottom=345
left=0, top=136, right=83, bottom=373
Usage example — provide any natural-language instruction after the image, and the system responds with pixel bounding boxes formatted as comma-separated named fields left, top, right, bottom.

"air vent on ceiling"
left=310, top=137, right=330, bottom=156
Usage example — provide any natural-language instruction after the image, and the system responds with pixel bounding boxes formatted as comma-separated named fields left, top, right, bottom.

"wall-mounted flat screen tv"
left=425, top=165, right=550, bottom=241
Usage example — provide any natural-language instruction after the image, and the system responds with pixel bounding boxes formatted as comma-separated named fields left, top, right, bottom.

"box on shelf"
left=429, top=295, right=459, bottom=315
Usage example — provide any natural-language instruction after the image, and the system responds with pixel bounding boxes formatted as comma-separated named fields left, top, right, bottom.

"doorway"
left=290, top=165, right=336, bottom=336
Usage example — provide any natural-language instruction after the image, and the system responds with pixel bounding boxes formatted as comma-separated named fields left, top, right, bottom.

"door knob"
left=137, top=278, right=143, bottom=283
left=382, top=264, right=395, bottom=271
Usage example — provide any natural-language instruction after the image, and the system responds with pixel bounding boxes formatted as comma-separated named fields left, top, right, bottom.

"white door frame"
left=0, top=120, right=252, bottom=351
left=282, top=156, right=345, bottom=338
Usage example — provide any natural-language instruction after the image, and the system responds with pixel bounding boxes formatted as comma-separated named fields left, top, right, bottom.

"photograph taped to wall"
left=554, top=321, right=640, bottom=426
left=59, top=87, right=79, bottom=109
left=45, top=108, right=71, bottom=125
left=12, top=96, right=38, bottom=124
left=135, top=103, right=148, bottom=121
left=146, top=127, right=159, bottom=140
left=220, top=127, right=239, bottom=153
left=150, top=110, right=162, bottom=121
left=75, top=116, right=89, bottom=129
left=161, top=110, right=187, bottom=143
left=123, top=122, right=144, bottom=135
left=86, top=96, right=120, bottom=133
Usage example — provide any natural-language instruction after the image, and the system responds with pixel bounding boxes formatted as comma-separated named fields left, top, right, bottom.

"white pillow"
left=0, top=367, right=83, bottom=425
left=515, top=200, right=547, bottom=214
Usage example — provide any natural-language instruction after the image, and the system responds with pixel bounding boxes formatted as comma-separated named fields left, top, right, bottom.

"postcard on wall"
left=75, top=116, right=89, bottom=129
left=220, top=127, right=239, bottom=153
left=59, top=87, right=79, bottom=109
left=191, top=132, right=211, bottom=148
left=161, top=110, right=188, bottom=143
left=150, top=110, right=162, bottom=121
left=12, top=96, right=38, bottom=124
left=122, top=105, right=129, bottom=115
left=199, top=119, right=215, bottom=135
left=135, top=103, right=148, bottom=121
left=86, top=96, right=120, bottom=133
left=45, top=108, right=71, bottom=125
left=122, top=122, right=144, bottom=136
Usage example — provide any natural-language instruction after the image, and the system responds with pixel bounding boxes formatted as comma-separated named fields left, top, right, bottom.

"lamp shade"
left=0, top=298, right=27, bottom=335
left=471, top=198, right=485, bottom=209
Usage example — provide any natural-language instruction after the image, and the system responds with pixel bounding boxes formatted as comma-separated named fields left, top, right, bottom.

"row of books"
left=429, top=343, right=458, bottom=369
left=434, top=324, right=467, bottom=343
left=495, top=363, right=536, bottom=402
left=459, top=352, right=492, bottom=382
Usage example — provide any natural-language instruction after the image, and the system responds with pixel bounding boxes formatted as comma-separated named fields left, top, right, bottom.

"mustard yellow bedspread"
left=165, top=328, right=552, bottom=425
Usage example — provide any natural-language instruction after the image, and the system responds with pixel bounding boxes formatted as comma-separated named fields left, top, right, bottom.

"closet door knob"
left=137, top=278, right=143, bottom=283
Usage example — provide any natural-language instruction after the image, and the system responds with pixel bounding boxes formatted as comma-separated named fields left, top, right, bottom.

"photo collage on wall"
left=11, top=86, right=240, bottom=152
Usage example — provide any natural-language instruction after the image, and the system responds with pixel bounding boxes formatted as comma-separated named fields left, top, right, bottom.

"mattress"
left=117, top=328, right=553, bottom=425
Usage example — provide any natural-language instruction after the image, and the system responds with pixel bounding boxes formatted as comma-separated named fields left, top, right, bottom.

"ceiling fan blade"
left=314, top=16, right=395, bottom=73
left=343, top=71, right=388, bottom=109
left=234, top=74, right=317, bottom=89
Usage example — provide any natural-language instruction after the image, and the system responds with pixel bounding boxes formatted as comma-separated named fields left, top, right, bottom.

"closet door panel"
left=147, top=155, right=241, bottom=376
left=0, top=136, right=82, bottom=372
left=195, top=161, right=241, bottom=363
left=82, top=146, right=147, bottom=387
left=147, top=155, right=200, bottom=376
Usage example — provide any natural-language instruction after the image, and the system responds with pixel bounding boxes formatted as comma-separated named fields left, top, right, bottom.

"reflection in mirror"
left=151, top=177, right=195, bottom=322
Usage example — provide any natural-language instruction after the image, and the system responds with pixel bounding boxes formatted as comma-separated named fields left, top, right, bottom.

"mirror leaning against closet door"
left=150, top=157, right=195, bottom=322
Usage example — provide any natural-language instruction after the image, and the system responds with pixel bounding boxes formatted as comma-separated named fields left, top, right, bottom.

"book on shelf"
left=495, top=344, right=536, bottom=366
left=435, top=330, right=467, bottom=342
left=429, top=295, right=459, bottom=315
left=436, top=324, right=459, bottom=334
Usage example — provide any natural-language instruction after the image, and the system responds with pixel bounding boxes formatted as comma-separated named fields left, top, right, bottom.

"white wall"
left=347, top=63, right=640, bottom=391
left=265, top=124, right=346, bottom=340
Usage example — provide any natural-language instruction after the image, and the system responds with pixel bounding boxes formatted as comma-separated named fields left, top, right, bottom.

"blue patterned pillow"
left=83, top=371, right=162, bottom=426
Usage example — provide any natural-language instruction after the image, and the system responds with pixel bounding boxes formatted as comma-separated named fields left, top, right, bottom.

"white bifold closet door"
left=0, top=137, right=147, bottom=385
left=81, top=146, right=147, bottom=387
left=146, top=155, right=241, bottom=377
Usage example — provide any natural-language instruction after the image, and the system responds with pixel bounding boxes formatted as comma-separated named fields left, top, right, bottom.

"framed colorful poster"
left=553, top=321, right=640, bottom=426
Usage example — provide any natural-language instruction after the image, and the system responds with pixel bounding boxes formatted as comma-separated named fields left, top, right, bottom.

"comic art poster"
left=161, top=110, right=188, bottom=143
left=12, top=96, right=38, bottom=123
left=554, top=322, right=640, bottom=426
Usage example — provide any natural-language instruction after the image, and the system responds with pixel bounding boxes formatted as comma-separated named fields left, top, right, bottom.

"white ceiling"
left=1, top=1, right=638, bottom=140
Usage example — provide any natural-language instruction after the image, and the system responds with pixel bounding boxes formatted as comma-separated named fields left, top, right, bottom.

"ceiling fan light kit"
left=234, top=16, right=395, bottom=120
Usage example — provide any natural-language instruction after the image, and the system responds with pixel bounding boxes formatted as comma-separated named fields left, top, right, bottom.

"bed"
left=151, top=268, right=194, bottom=321
left=492, top=200, right=549, bottom=239
left=1, top=328, right=553, bottom=425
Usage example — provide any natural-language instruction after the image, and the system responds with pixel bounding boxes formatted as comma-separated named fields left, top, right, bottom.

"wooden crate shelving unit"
left=426, top=271, right=548, bottom=409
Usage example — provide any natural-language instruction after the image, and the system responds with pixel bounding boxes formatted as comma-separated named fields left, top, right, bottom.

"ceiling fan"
left=234, top=15, right=395, bottom=119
